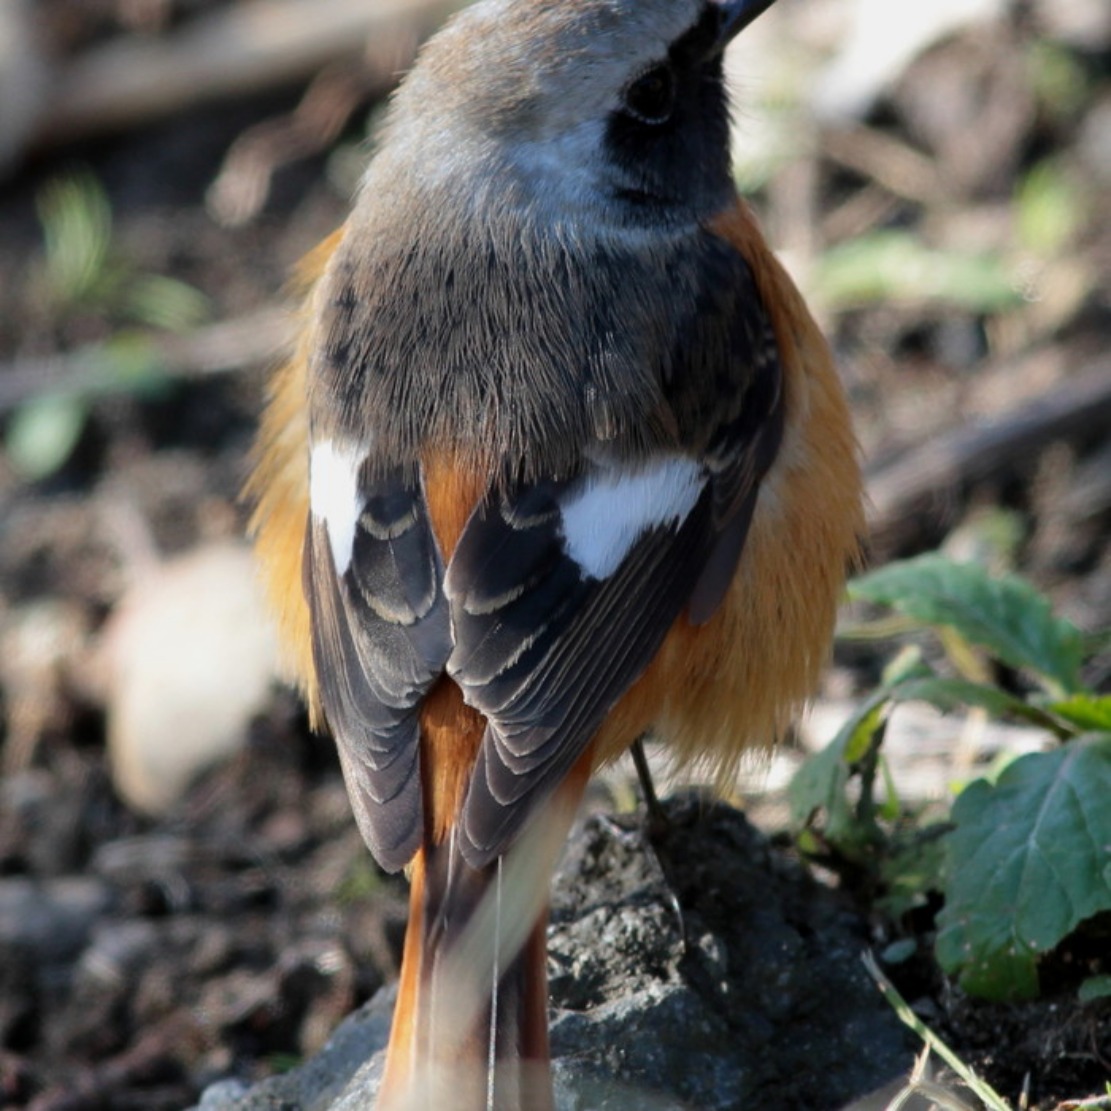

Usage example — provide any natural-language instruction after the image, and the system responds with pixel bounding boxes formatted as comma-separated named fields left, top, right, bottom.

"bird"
left=247, top=0, right=864, bottom=1107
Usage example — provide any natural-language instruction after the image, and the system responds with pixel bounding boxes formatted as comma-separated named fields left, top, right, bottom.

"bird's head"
left=368, top=0, right=778, bottom=229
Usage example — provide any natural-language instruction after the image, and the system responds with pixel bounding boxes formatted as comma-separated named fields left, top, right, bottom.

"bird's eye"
left=622, top=64, right=676, bottom=125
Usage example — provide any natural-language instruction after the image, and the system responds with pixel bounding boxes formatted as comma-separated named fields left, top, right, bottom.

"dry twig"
left=34, top=0, right=464, bottom=148
left=866, top=360, right=1111, bottom=551
left=0, top=307, right=292, bottom=413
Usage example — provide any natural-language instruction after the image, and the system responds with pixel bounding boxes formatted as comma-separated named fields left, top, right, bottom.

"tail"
left=378, top=769, right=590, bottom=1111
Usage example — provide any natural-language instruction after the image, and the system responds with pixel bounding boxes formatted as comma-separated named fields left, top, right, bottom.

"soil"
left=1, top=2, right=1109, bottom=1109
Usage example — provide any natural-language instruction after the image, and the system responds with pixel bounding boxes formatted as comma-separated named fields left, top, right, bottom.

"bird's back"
left=247, top=0, right=864, bottom=1106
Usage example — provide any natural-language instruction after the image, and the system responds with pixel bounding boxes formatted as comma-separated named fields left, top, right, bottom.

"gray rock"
left=193, top=989, right=392, bottom=1110
left=194, top=797, right=916, bottom=1110
left=101, top=542, right=279, bottom=817
left=0, top=876, right=112, bottom=964
left=546, top=799, right=916, bottom=1109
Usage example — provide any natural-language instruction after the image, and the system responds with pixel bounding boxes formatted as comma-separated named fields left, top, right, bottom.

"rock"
left=194, top=797, right=916, bottom=1110
left=547, top=800, right=917, bottom=1109
left=0, top=876, right=113, bottom=964
left=192, top=989, right=392, bottom=1111
left=101, top=542, right=280, bottom=816
left=0, top=599, right=91, bottom=772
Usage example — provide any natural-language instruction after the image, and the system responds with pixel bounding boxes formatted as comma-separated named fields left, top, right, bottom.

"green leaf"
left=790, top=650, right=928, bottom=851
left=1047, top=695, right=1111, bottom=733
left=125, top=275, right=209, bottom=332
left=6, top=394, right=88, bottom=480
left=1016, top=159, right=1082, bottom=256
left=55, top=334, right=167, bottom=402
left=1027, top=39, right=1089, bottom=120
left=877, top=756, right=900, bottom=822
left=92, top=333, right=168, bottom=397
left=889, top=677, right=1067, bottom=735
left=1079, top=974, right=1111, bottom=1004
left=266, top=1053, right=303, bottom=1074
left=850, top=554, right=1085, bottom=697
left=37, top=172, right=114, bottom=308
left=788, top=688, right=892, bottom=850
left=814, top=230, right=1021, bottom=313
left=880, top=938, right=917, bottom=965
left=936, top=735, right=1111, bottom=1000
left=878, top=828, right=949, bottom=919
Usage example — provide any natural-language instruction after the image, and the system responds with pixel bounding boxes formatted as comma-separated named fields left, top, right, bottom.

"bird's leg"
left=625, top=734, right=685, bottom=948
left=629, top=733, right=670, bottom=839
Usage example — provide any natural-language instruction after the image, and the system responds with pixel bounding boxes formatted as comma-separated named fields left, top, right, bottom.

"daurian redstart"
left=249, top=0, right=863, bottom=1106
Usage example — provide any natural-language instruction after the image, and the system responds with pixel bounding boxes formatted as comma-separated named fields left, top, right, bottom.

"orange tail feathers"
left=378, top=761, right=592, bottom=1111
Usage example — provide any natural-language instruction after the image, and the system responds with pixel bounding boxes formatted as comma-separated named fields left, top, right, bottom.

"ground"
left=0, top=1, right=1108, bottom=1109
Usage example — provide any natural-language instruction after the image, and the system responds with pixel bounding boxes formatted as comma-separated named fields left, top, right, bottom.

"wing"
left=304, top=443, right=451, bottom=870
left=446, top=309, right=784, bottom=868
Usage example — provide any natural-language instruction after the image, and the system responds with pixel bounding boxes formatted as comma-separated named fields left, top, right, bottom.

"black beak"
left=713, top=0, right=778, bottom=47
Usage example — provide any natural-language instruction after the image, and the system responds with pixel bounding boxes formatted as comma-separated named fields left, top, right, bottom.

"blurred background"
left=0, top=0, right=1108, bottom=1107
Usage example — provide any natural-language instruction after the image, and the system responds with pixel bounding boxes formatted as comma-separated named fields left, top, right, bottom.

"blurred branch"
left=866, top=359, right=1111, bottom=551
left=0, top=307, right=292, bottom=412
left=823, top=125, right=946, bottom=208
left=34, top=0, right=465, bottom=148
left=206, top=59, right=380, bottom=227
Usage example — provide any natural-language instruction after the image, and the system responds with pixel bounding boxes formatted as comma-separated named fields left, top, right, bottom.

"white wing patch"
left=559, top=457, right=705, bottom=579
left=309, top=439, right=365, bottom=576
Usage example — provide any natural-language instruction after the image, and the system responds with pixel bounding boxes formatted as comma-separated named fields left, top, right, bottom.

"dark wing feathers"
left=306, top=237, right=784, bottom=872
left=447, top=293, right=784, bottom=865
left=688, top=331, right=785, bottom=623
left=305, top=467, right=450, bottom=870
left=446, top=455, right=739, bottom=867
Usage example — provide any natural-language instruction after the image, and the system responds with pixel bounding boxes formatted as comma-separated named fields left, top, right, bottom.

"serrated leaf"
left=1047, top=695, right=1111, bottom=733
left=850, top=555, right=1085, bottom=697
left=6, top=394, right=88, bottom=480
left=936, top=735, right=1111, bottom=1000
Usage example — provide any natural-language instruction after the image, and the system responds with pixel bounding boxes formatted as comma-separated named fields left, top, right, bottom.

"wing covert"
left=305, top=451, right=451, bottom=870
left=447, top=332, right=783, bottom=867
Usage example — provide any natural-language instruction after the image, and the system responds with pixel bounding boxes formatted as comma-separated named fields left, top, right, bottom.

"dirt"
left=0, top=1, right=1109, bottom=1109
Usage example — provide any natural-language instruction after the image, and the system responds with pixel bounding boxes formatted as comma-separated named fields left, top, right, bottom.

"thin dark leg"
left=630, top=734, right=669, bottom=837
left=626, top=734, right=684, bottom=945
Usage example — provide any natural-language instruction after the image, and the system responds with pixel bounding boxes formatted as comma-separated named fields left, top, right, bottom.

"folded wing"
left=447, top=329, right=783, bottom=866
left=305, top=445, right=451, bottom=870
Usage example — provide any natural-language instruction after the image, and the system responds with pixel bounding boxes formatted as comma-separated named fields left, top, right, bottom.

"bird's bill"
left=712, top=0, right=779, bottom=46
